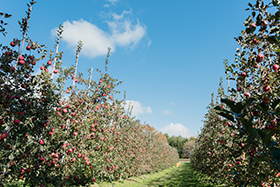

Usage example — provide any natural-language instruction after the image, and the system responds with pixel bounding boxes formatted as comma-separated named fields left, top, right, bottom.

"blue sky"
left=1, top=0, right=250, bottom=138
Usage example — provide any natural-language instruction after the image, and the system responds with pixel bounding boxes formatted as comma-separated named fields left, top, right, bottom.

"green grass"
left=92, top=162, right=220, bottom=187
left=4, top=161, right=221, bottom=187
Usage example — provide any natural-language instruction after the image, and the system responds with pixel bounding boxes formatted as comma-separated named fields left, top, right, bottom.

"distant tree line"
left=164, top=134, right=196, bottom=158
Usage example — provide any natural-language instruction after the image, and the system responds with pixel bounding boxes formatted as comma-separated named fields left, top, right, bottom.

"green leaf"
left=216, top=111, right=235, bottom=122
left=256, top=14, right=263, bottom=25
left=4, top=13, right=12, bottom=18
left=272, top=99, right=280, bottom=110
left=271, top=149, right=280, bottom=160
left=252, top=11, right=256, bottom=18
left=244, top=97, right=256, bottom=108
left=252, top=155, right=270, bottom=165
left=221, top=98, right=240, bottom=113
left=257, top=102, right=269, bottom=113
left=247, top=125, right=256, bottom=137
left=273, top=0, right=279, bottom=6
left=263, top=131, right=275, bottom=148
left=214, top=106, right=223, bottom=111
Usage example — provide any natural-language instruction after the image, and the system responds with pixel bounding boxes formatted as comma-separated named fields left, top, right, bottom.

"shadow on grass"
left=145, top=162, right=215, bottom=187
left=4, top=180, right=27, bottom=187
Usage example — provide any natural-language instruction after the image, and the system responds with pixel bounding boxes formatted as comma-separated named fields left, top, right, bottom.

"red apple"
left=47, top=61, right=52, bottom=65
left=75, top=79, right=78, bottom=82
left=1, top=132, right=8, bottom=139
left=39, top=139, right=44, bottom=145
left=241, top=72, right=246, bottom=77
left=6, top=144, right=11, bottom=149
left=256, top=53, right=264, bottom=62
left=19, top=60, right=25, bottom=65
left=261, top=20, right=268, bottom=27
left=273, top=64, right=279, bottom=71
left=10, top=41, right=15, bottom=47
left=40, top=66, right=44, bottom=70
left=26, top=45, right=31, bottom=50
left=66, top=89, right=70, bottom=94
left=263, top=85, right=271, bottom=92
left=250, top=23, right=256, bottom=28
left=253, top=38, right=258, bottom=44
left=53, top=69, right=58, bottom=74
left=254, top=64, right=259, bottom=68
left=244, top=92, right=251, bottom=97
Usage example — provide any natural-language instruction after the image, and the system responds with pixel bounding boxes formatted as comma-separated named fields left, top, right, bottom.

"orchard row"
left=191, top=1, right=280, bottom=186
left=0, top=1, right=179, bottom=186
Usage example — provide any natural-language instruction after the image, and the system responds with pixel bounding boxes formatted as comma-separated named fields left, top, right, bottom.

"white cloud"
left=170, top=102, right=176, bottom=106
left=53, top=19, right=113, bottom=58
left=109, top=19, right=146, bottom=47
left=53, top=10, right=147, bottom=58
left=123, top=100, right=152, bottom=117
left=159, top=123, right=195, bottom=138
left=112, top=9, right=132, bottom=20
left=162, top=110, right=173, bottom=115
left=147, top=39, right=152, bottom=47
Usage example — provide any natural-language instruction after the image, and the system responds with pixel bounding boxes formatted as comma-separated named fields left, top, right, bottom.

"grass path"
left=5, top=161, right=219, bottom=187
left=92, top=161, right=218, bottom=187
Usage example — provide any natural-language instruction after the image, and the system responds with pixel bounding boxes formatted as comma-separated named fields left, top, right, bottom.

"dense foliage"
left=164, top=134, right=195, bottom=158
left=164, top=134, right=188, bottom=158
left=191, top=0, right=280, bottom=186
left=0, top=1, right=179, bottom=186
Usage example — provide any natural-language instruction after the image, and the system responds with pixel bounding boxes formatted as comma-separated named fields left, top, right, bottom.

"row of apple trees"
left=191, top=0, right=280, bottom=186
left=0, top=1, right=179, bottom=186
